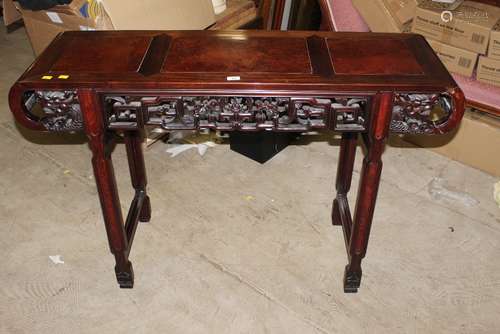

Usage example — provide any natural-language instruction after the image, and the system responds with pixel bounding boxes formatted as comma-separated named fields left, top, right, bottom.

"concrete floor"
left=1, top=27, right=500, bottom=334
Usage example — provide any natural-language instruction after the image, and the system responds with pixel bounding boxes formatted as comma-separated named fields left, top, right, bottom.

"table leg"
left=124, top=131, right=151, bottom=222
left=343, top=93, right=392, bottom=293
left=343, top=145, right=383, bottom=292
left=332, top=132, right=357, bottom=227
left=79, top=89, right=134, bottom=288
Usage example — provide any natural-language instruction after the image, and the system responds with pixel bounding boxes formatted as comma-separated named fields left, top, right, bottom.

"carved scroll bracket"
left=390, top=93, right=452, bottom=134
left=22, top=90, right=83, bottom=132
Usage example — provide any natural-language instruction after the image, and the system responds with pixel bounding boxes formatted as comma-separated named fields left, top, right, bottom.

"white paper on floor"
left=49, top=255, right=65, bottom=264
left=166, top=141, right=217, bottom=157
left=428, top=177, right=479, bottom=207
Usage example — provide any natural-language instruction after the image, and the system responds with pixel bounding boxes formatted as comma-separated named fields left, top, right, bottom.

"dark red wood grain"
left=163, top=36, right=311, bottom=74
left=52, top=35, right=152, bottom=73
left=328, top=38, right=423, bottom=75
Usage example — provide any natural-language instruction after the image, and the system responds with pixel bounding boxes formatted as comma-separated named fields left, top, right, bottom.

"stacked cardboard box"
left=477, top=20, right=500, bottom=87
left=488, top=20, right=500, bottom=59
left=412, top=0, right=500, bottom=83
left=352, top=0, right=415, bottom=33
left=426, top=39, right=478, bottom=77
left=16, top=0, right=216, bottom=55
left=477, top=55, right=500, bottom=86
left=412, top=1, right=497, bottom=54
left=352, top=0, right=500, bottom=176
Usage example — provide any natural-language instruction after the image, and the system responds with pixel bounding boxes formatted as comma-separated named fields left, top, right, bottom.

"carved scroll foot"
left=343, top=265, right=361, bottom=293
left=139, top=195, right=151, bottom=223
left=115, top=261, right=134, bottom=289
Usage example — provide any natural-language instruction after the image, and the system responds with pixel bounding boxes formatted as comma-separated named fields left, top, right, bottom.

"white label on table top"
left=226, top=76, right=241, bottom=81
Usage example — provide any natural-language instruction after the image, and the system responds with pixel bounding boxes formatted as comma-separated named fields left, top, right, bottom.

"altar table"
left=9, top=30, right=464, bottom=292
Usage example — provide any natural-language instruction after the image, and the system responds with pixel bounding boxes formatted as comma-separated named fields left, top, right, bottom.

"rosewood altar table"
left=9, top=30, right=464, bottom=292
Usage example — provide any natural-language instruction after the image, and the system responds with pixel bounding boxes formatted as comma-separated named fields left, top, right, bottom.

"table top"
left=15, top=30, right=458, bottom=93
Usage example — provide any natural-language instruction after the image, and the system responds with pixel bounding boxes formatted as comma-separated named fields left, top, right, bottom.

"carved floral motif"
left=27, top=91, right=83, bottom=131
left=390, top=93, right=450, bottom=134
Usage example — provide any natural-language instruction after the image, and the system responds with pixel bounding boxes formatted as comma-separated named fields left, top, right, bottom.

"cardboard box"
left=405, top=111, right=500, bottom=176
left=427, top=39, right=478, bottom=77
left=17, top=0, right=113, bottom=55
left=18, top=7, right=112, bottom=55
left=101, top=0, right=215, bottom=30
left=21, top=9, right=105, bottom=55
left=477, top=56, right=500, bottom=87
left=18, top=0, right=216, bottom=55
left=382, top=0, right=419, bottom=27
left=352, top=0, right=407, bottom=32
left=412, top=0, right=500, bottom=54
left=488, top=19, right=500, bottom=60
left=2, top=0, right=21, bottom=25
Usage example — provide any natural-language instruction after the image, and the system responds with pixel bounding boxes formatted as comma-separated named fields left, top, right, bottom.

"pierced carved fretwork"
left=24, top=91, right=82, bottom=131
left=331, top=98, right=367, bottom=131
left=104, top=95, right=369, bottom=132
left=105, top=96, right=142, bottom=129
left=390, top=93, right=452, bottom=134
